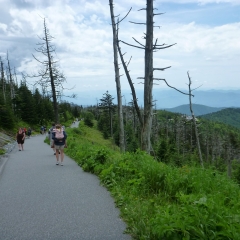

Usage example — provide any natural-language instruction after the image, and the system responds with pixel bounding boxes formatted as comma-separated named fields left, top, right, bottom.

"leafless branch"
left=192, top=84, right=203, bottom=91
left=117, top=42, right=143, bottom=127
left=153, top=13, right=165, bottom=16
left=153, top=78, right=193, bottom=96
left=138, top=8, right=146, bottom=11
left=132, top=37, right=145, bottom=47
left=32, top=54, right=45, bottom=64
left=119, top=40, right=145, bottom=49
left=153, top=43, right=177, bottom=50
left=129, top=21, right=146, bottom=25
left=116, top=7, right=132, bottom=25
left=127, top=56, right=132, bottom=67
left=153, top=66, right=171, bottom=71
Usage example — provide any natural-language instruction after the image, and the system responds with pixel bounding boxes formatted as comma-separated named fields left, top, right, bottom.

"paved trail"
left=0, top=126, right=131, bottom=240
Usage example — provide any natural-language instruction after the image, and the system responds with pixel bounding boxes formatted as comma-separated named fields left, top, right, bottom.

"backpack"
left=55, top=129, right=64, bottom=139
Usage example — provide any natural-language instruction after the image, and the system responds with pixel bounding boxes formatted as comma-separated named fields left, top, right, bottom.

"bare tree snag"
left=187, top=71, right=204, bottom=168
left=117, top=43, right=143, bottom=128
left=31, top=18, right=70, bottom=123
left=141, top=0, right=154, bottom=153
left=6, top=53, right=15, bottom=110
left=117, top=0, right=188, bottom=154
left=0, top=57, right=6, bottom=104
left=109, top=0, right=125, bottom=153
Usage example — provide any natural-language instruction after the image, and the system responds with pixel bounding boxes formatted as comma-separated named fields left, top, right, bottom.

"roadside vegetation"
left=63, top=121, right=240, bottom=239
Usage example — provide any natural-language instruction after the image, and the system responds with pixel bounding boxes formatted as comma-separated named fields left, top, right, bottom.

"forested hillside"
left=0, top=74, right=81, bottom=133
left=200, top=107, right=240, bottom=129
left=163, top=104, right=224, bottom=116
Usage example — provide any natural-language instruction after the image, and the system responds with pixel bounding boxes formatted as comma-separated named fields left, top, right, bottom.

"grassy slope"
left=64, top=122, right=240, bottom=239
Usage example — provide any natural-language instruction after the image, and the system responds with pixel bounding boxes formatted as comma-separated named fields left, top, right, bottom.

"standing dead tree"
left=187, top=71, right=204, bottom=168
left=0, top=57, right=6, bottom=104
left=109, top=0, right=126, bottom=152
left=6, top=53, right=16, bottom=110
left=117, top=0, right=190, bottom=153
left=31, top=18, right=70, bottom=123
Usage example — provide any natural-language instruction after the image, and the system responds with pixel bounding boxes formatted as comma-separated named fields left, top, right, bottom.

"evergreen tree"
left=99, top=91, right=115, bottom=137
left=15, top=83, right=36, bottom=124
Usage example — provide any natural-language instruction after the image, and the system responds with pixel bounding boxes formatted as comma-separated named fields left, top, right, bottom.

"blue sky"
left=0, top=0, right=239, bottom=105
left=161, top=2, right=240, bottom=26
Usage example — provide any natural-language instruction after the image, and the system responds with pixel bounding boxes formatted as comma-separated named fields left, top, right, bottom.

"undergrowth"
left=63, top=122, right=240, bottom=239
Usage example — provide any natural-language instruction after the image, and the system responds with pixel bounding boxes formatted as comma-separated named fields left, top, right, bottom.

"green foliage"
left=0, top=105, right=15, bottom=129
left=0, top=148, right=5, bottom=155
left=64, top=123, right=240, bottom=239
left=201, top=108, right=240, bottom=129
left=98, top=114, right=110, bottom=139
left=232, top=160, right=240, bottom=184
left=83, top=111, right=94, bottom=128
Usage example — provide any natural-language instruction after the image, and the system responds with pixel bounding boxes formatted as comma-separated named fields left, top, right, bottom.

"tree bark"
left=0, top=57, right=6, bottom=104
left=187, top=72, right=204, bottom=168
left=141, top=0, right=154, bottom=153
left=43, top=19, right=59, bottom=123
left=109, top=0, right=125, bottom=152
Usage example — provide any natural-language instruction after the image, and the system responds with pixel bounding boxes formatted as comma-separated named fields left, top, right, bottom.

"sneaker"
left=56, top=162, right=59, bottom=165
left=61, top=163, right=63, bottom=166
left=59, top=151, right=60, bottom=154
left=19, top=149, right=21, bottom=151
left=54, top=153, right=56, bottom=155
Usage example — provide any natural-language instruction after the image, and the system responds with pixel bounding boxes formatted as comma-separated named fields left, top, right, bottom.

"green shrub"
left=84, top=111, right=94, bottom=128
left=63, top=122, right=240, bottom=240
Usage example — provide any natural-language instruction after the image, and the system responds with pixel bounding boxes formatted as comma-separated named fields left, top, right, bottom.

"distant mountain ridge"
left=200, top=108, right=240, bottom=129
left=68, top=89, right=240, bottom=108
left=162, top=104, right=224, bottom=116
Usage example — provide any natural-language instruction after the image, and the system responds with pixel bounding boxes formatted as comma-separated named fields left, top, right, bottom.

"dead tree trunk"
left=31, top=18, right=71, bottom=123
left=6, top=53, right=15, bottom=110
left=187, top=72, right=204, bottom=168
left=0, top=57, right=6, bottom=104
left=141, top=0, right=154, bottom=152
left=43, top=19, right=59, bottom=123
left=109, top=0, right=125, bottom=152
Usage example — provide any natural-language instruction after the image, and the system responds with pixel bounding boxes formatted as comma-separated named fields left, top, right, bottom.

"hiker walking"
left=52, top=124, right=67, bottom=166
left=49, top=123, right=56, bottom=155
left=16, top=128, right=25, bottom=151
left=27, top=127, right=32, bottom=138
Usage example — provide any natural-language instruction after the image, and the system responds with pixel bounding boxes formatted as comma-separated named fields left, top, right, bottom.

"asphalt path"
left=0, top=124, right=131, bottom=240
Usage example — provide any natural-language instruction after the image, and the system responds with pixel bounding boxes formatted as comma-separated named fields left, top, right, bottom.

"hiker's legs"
left=60, top=148, right=64, bottom=163
left=51, top=139, right=55, bottom=153
left=55, top=146, right=59, bottom=163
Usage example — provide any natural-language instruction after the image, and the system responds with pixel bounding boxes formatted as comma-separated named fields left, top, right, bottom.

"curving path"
left=0, top=123, right=131, bottom=240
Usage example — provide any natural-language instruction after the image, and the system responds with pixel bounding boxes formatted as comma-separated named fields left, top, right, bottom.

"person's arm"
left=22, top=132, right=25, bottom=140
left=64, top=131, right=67, bottom=139
left=52, top=131, right=56, bottom=141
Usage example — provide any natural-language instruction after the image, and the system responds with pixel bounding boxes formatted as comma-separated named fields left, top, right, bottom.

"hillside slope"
left=200, top=107, right=240, bottom=129
left=162, top=104, right=223, bottom=116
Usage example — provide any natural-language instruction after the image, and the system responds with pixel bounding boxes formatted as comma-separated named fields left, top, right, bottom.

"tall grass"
left=64, top=122, right=240, bottom=239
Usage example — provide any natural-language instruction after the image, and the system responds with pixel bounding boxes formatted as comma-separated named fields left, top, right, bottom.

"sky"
left=0, top=0, right=239, bottom=105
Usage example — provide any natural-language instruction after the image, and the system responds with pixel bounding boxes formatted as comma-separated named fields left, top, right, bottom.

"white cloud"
left=0, top=0, right=239, bottom=97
